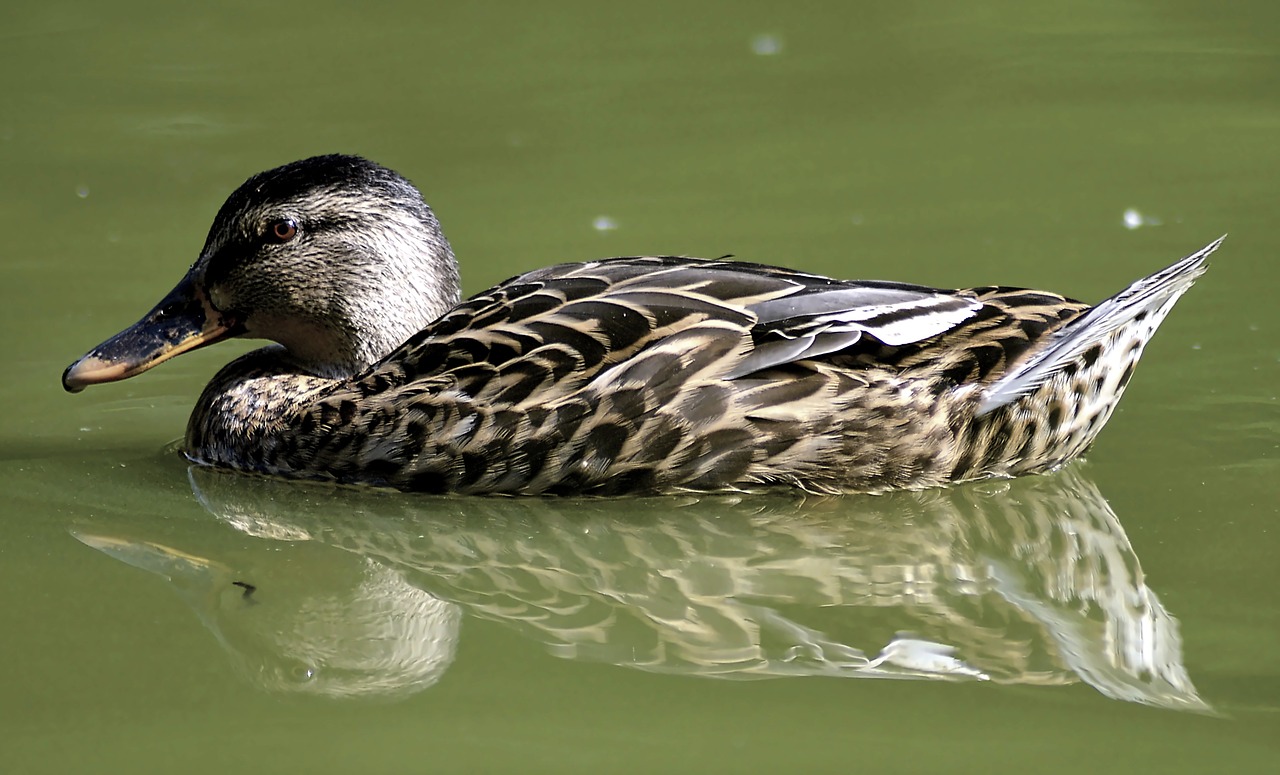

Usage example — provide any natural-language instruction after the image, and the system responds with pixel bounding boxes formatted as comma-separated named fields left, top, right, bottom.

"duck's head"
left=63, top=154, right=460, bottom=392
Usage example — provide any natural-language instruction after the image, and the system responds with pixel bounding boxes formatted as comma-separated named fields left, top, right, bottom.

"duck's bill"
left=71, top=530, right=224, bottom=579
left=62, top=275, right=242, bottom=393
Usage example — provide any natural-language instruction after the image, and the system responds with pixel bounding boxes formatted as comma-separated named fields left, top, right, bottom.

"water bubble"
left=751, top=34, right=782, bottom=56
left=1122, top=208, right=1161, bottom=230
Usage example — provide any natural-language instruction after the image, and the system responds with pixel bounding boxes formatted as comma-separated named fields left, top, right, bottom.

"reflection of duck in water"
left=64, top=155, right=1219, bottom=494
left=72, top=531, right=459, bottom=700
left=74, top=468, right=1208, bottom=711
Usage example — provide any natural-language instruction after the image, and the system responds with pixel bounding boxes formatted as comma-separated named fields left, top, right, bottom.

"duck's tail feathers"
left=977, top=236, right=1223, bottom=416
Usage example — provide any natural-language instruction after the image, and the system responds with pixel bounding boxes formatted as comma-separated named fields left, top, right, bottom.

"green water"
left=3, top=1, right=1278, bottom=772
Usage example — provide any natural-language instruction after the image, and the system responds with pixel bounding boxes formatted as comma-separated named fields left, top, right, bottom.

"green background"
left=2, top=1, right=1277, bottom=773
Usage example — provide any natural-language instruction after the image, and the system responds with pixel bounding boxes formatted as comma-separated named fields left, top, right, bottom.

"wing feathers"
left=371, top=256, right=986, bottom=403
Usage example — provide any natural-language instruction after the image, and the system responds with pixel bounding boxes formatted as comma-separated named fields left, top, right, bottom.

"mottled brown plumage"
left=62, top=155, right=1220, bottom=495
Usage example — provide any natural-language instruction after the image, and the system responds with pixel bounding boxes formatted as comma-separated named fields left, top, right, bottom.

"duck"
left=62, top=155, right=1221, bottom=495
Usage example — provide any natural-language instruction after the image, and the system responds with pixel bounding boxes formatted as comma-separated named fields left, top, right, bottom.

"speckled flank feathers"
left=65, top=155, right=1220, bottom=495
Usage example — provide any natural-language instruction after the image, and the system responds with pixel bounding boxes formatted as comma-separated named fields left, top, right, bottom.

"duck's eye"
left=268, top=219, right=298, bottom=243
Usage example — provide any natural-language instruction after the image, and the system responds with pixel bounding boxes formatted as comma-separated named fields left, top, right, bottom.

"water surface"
left=2, top=1, right=1278, bottom=772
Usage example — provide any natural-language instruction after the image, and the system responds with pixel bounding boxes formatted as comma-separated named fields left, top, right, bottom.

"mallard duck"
left=62, top=155, right=1220, bottom=495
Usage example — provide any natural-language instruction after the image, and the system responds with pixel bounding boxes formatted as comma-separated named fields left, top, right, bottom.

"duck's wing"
left=305, top=258, right=987, bottom=493
left=358, top=257, right=984, bottom=403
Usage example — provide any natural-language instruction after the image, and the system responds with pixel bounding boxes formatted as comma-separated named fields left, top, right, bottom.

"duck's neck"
left=331, top=240, right=462, bottom=378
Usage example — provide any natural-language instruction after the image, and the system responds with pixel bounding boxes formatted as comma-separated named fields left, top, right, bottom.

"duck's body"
left=63, top=156, right=1219, bottom=495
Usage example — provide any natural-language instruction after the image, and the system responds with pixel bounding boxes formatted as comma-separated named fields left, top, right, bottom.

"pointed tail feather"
left=977, top=236, right=1223, bottom=415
